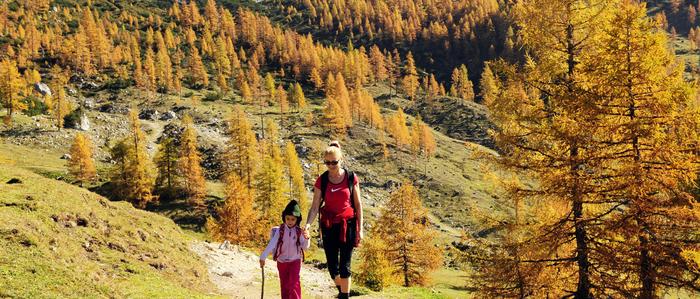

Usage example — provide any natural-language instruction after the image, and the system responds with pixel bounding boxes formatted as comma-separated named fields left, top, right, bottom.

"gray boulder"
left=384, top=180, right=400, bottom=190
left=78, top=113, right=90, bottom=131
left=139, top=109, right=159, bottom=121
left=99, top=103, right=128, bottom=114
left=295, top=144, right=310, bottom=158
left=159, top=111, right=177, bottom=121
left=83, top=98, right=96, bottom=109
left=34, top=83, right=52, bottom=97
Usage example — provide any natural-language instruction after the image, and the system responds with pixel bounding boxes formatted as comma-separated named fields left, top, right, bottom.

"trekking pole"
left=261, top=266, right=265, bottom=299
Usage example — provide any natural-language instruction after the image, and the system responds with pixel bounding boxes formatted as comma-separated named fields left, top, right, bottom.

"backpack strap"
left=296, top=226, right=305, bottom=262
left=346, top=169, right=355, bottom=213
left=320, top=170, right=330, bottom=208
left=318, top=170, right=330, bottom=245
left=273, top=225, right=285, bottom=261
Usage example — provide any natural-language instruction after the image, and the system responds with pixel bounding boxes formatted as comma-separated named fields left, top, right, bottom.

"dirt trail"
left=191, top=242, right=338, bottom=299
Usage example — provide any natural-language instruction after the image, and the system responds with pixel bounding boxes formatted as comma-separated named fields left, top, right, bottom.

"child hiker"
left=260, top=200, right=310, bottom=299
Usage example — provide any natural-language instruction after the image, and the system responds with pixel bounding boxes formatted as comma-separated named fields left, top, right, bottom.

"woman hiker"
left=304, top=141, right=363, bottom=299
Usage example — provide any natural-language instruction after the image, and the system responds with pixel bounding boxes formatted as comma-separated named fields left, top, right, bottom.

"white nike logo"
left=331, top=188, right=342, bottom=192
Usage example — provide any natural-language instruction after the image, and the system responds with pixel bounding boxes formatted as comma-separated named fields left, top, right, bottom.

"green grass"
left=349, top=267, right=471, bottom=299
left=0, top=163, right=221, bottom=298
left=0, top=141, right=66, bottom=172
left=671, top=36, right=700, bottom=79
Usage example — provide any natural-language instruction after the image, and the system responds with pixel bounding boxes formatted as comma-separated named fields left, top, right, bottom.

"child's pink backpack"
left=272, top=224, right=306, bottom=262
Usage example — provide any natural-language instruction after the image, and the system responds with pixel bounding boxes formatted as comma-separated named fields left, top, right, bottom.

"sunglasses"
left=324, top=160, right=339, bottom=166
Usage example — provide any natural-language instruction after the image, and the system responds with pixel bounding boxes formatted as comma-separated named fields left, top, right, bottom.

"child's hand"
left=259, top=259, right=265, bottom=268
left=302, top=229, right=310, bottom=239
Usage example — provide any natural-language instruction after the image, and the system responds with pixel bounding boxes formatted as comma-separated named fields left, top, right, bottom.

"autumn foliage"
left=68, top=133, right=96, bottom=185
left=373, top=181, right=443, bottom=287
left=472, top=1, right=700, bottom=297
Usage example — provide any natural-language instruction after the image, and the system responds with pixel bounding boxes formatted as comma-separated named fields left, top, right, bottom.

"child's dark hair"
left=282, top=200, right=302, bottom=226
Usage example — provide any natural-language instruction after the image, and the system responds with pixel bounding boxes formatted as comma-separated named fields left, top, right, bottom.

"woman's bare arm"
left=305, top=187, right=322, bottom=229
left=353, top=184, right=363, bottom=236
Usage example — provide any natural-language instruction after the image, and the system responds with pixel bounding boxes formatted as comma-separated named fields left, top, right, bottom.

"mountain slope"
left=0, top=163, right=217, bottom=298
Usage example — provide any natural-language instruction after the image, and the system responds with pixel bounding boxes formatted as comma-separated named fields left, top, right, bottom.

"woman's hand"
left=304, top=223, right=311, bottom=234
left=259, top=259, right=265, bottom=268
left=356, top=229, right=364, bottom=247
left=302, top=228, right=310, bottom=239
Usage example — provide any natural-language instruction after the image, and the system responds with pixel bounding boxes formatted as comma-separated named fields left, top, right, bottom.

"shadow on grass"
left=0, top=127, right=48, bottom=138
left=449, top=285, right=476, bottom=292
left=91, top=182, right=223, bottom=232
left=148, top=194, right=223, bottom=232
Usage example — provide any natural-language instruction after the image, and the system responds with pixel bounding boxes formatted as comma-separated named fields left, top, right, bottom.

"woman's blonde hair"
left=323, top=140, right=344, bottom=161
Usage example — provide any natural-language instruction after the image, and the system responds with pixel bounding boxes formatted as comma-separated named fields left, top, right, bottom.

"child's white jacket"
left=260, top=225, right=310, bottom=263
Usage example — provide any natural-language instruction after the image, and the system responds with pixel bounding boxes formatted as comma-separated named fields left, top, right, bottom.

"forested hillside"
left=260, top=0, right=512, bottom=85
left=0, top=0, right=698, bottom=298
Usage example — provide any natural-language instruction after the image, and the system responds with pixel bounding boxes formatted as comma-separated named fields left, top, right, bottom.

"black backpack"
left=317, top=168, right=355, bottom=247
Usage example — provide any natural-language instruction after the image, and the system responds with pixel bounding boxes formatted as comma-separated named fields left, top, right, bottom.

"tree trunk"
left=573, top=196, right=590, bottom=298
left=624, top=25, right=655, bottom=297
left=639, top=231, right=654, bottom=299
left=566, top=18, right=591, bottom=298
left=402, top=243, right=409, bottom=287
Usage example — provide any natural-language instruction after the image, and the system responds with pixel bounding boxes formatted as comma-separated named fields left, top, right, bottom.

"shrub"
left=356, top=236, right=394, bottom=291
left=63, top=108, right=84, bottom=129
left=22, top=96, right=48, bottom=116
left=203, top=92, right=222, bottom=102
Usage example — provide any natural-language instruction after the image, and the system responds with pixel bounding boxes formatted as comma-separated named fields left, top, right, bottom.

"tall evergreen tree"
left=291, top=82, right=306, bottom=112
left=0, top=59, right=26, bottom=124
left=109, top=139, right=131, bottom=201
left=369, top=45, right=388, bottom=83
left=124, top=108, right=156, bottom=208
left=240, top=80, right=253, bottom=103
left=589, top=2, right=700, bottom=296
left=179, top=114, right=207, bottom=207
left=479, top=63, right=498, bottom=106
left=284, top=141, right=307, bottom=214
left=225, top=106, right=258, bottom=189
left=50, top=65, right=70, bottom=130
left=143, top=48, right=157, bottom=92
left=323, top=97, right=346, bottom=138
left=418, top=121, right=436, bottom=175
left=154, top=136, right=178, bottom=197
left=375, top=182, right=442, bottom=287
left=68, top=133, right=96, bottom=185
left=387, top=108, right=410, bottom=148
left=401, top=52, right=419, bottom=101
left=206, top=173, right=259, bottom=245
left=450, top=64, right=473, bottom=101
left=254, top=141, right=287, bottom=241
left=480, top=1, right=623, bottom=297
left=409, top=117, right=422, bottom=156
left=310, top=67, right=323, bottom=92
left=265, top=72, right=276, bottom=102
left=156, top=44, right=173, bottom=91
left=334, top=73, right=353, bottom=127
left=189, top=46, right=208, bottom=88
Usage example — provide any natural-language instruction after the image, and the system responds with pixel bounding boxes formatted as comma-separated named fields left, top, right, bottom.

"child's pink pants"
left=276, top=259, right=301, bottom=299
